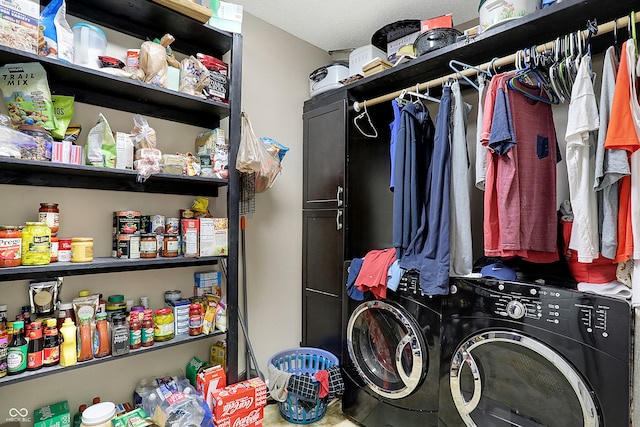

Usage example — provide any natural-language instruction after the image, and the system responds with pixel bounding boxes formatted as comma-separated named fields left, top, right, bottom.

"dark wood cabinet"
left=302, top=289, right=343, bottom=359
left=303, top=209, right=345, bottom=297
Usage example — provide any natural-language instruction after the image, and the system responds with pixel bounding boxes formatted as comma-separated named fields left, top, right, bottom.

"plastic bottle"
left=143, top=392, right=157, bottom=418
left=59, top=317, right=77, bottom=367
left=94, top=312, right=110, bottom=358
left=73, top=404, right=87, bottom=427
left=6, top=320, right=27, bottom=374
left=133, top=378, right=149, bottom=409
left=77, top=316, right=93, bottom=362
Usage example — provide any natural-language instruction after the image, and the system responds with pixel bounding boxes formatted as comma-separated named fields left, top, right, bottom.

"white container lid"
left=81, top=402, right=116, bottom=425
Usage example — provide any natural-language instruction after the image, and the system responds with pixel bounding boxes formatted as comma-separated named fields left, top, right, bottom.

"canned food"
left=113, top=211, right=141, bottom=235
left=114, top=234, right=140, bottom=259
left=57, top=238, right=72, bottom=262
left=71, top=237, right=93, bottom=263
left=21, top=222, right=51, bottom=266
left=165, top=217, right=180, bottom=234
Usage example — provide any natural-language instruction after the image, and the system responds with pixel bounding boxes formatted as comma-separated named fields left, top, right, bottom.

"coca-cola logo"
left=222, top=396, right=253, bottom=416
left=232, top=409, right=262, bottom=427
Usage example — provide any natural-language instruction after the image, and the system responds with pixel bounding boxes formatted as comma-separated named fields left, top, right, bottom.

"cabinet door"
left=303, top=99, right=347, bottom=210
left=302, top=289, right=342, bottom=360
left=303, top=209, right=345, bottom=296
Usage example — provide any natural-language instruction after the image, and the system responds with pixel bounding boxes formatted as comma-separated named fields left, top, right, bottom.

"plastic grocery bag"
left=236, top=111, right=281, bottom=193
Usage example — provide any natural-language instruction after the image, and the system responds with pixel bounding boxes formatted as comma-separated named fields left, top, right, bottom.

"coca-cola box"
left=210, top=377, right=268, bottom=420
left=213, top=407, right=263, bottom=427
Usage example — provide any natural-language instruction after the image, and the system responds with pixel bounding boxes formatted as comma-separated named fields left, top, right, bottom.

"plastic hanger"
left=448, top=59, right=494, bottom=91
left=405, top=83, right=441, bottom=104
left=508, top=46, right=559, bottom=104
left=353, top=101, right=378, bottom=138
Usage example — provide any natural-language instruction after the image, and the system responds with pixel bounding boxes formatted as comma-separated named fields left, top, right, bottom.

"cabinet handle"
left=336, top=210, right=343, bottom=230
left=336, top=186, right=344, bottom=207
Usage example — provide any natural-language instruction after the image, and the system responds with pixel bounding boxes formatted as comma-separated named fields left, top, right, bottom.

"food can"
left=165, top=217, right=180, bottom=235
left=21, top=222, right=51, bottom=266
left=126, top=49, right=140, bottom=68
left=0, top=226, right=21, bottom=267
left=71, top=237, right=93, bottom=262
left=57, top=238, right=72, bottom=262
left=113, top=211, right=141, bottom=235
left=114, top=234, right=140, bottom=259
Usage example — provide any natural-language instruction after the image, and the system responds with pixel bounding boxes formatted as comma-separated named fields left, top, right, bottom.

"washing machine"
left=342, top=271, right=442, bottom=427
left=439, top=276, right=632, bottom=427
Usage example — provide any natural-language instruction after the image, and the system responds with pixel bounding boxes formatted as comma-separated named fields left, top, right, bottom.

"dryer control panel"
left=449, top=277, right=632, bottom=361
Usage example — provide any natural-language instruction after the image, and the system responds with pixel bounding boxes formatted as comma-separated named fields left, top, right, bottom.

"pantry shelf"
left=0, top=329, right=225, bottom=387
left=0, top=256, right=223, bottom=282
left=0, top=157, right=226, bottom=196
left=0, top=45, right=230, bottom=128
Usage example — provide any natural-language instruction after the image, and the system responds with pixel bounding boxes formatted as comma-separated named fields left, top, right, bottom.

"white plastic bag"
left=236, top=112, right=281, bottom=193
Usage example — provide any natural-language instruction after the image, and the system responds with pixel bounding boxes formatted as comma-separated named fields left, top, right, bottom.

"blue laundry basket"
left=268, top=347, right=339, bottom=424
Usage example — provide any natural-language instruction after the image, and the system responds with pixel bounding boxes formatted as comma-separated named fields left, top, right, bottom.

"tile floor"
left=263, top=398, right=358, bottom=426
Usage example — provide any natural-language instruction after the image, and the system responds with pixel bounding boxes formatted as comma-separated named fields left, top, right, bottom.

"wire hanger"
left=448, top=59, right=495, bottom=91
left=353, top=101, right=378, bottom=138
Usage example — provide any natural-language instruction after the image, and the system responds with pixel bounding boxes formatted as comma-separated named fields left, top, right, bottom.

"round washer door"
left=450, top=330, right=600, bottom=427
left=346, top=299, right=427, bottom=399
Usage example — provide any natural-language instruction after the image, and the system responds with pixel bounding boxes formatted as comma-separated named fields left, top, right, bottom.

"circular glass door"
left=450, top=330, right=599, bottom=427
left=346, top=299, right=427, bottom=399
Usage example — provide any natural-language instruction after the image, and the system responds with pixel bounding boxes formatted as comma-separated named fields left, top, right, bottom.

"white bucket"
left=478, top=0, right=541, bottom=32
left=72, top=23, right=107, bottom=69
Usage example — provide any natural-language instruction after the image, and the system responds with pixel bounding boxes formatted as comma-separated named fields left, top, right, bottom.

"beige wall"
left=0, top=11, right=328, bottom=422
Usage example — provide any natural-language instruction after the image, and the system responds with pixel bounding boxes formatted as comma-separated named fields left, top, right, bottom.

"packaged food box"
left=209, top=377, right=267, bottom=420
left=195, top=128, right=225, bottom=155
left=186, top=355, right=209, bottom=386
left=196, top=364, right=227, bottom=410
left=114, top=132, right=134, bottom=170
left=214, top=407, right=263, bottom=427
left=210, top=340, right=226, bottom=370
left=33, top=400, right=71, bottom=427
left=195, top=271, right=222, bottom=287
left=0, top=0, right=39, bottom=54
left=208, top=0, right=243, bottom=33
left=182, top=218, right=199, bottom=257
left=199, top=217, right=228, bottom=257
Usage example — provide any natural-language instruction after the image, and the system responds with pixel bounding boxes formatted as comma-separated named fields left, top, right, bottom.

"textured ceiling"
left=232, top=0, right=479, bottom=52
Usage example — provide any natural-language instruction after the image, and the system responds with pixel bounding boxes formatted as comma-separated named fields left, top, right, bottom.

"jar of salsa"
left=140, top=234, right=157, bottom=258
left=163, top=234, right=179, bottom=257
left=38, top=203, right=59, bottom=233
left=0, top=226, right=21, bottom=267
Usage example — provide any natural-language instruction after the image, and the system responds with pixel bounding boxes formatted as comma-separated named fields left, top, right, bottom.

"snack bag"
left=0, top=63, right=57, bottom=130
left=85, top=113, right=116, bottom=167
left=51, top=95, right=74, bottom=140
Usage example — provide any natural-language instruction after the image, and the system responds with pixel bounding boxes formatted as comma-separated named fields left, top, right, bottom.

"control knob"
left=506, top=300, right=526, bottom=319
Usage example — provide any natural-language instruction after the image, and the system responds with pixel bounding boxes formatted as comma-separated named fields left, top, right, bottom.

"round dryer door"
left=450, top=330, right=599, bottom=427
left=346, top=299, right=427, bottom=399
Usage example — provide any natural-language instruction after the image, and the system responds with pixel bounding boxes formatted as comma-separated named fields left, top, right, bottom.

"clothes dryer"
left=342, top=272, right=442, bottom=427
left=439, top=276, right=632, bottom=427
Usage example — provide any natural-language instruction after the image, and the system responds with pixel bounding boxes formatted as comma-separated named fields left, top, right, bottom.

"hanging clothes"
left=449, top=80, right=473, bottom=276
left=389, top=99, right=402, bottom=191
left=604, top=40, right=639, bottom=263
left=392, top=101, right=435, bottom=259
left=484, top=72, right=559, bottom=262
left=400, top=86, right=452, bottom=295
left=565, top=53, right=600, bottom=263
left=594, top=46, right=627, bottom=260
left=475, top=74, right=490, bottom=190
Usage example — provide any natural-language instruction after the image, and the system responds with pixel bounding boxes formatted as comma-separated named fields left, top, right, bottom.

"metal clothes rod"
left=352, top=10, right=640, bottom=112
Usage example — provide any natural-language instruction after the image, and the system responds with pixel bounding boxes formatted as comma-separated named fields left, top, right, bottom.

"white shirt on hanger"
left=565, top=54, right=600, bottom=263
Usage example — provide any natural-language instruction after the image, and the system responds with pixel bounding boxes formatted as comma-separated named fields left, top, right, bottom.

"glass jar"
left=129, top=315, right=141, bottom=350
left=163, top=234, right=179, bottom=257
left=141, top=309, right=154, bottom=348
left=110, top=313, right=130, bottom=357
left=38, top=203, right=59, bottom=233
left=71, top=237, right=93, bottom=262
left=21, top=222, right=51, bottom=266
left=50, top=234, right=58, bottom=262
left=188, top=304, right=202, bottom=336
left=139, top=234, right=157, bottom=258
left=153, top=308, right=174, bottom=342
left=0, top=226, right=21, bottom=267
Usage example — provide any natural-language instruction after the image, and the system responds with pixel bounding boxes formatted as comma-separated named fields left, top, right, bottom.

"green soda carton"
left=34, top=400, right=71, bottom=427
